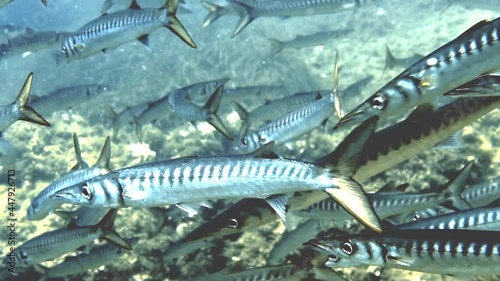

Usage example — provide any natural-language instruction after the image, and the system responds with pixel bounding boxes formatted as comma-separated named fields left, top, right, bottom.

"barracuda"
left=267, top=28, right=354, bottom=56
left=297, top=160, right=472, bottom=220
left=0, top=30, right=69, bottom=60
left=215, top=0, right=375, bottom=37
left=31, top=84, right=111, bottom=116
left=395, top=206, right=500, bottom=231
left=53, top=118, right=382, bottom=233
left=461, top=176, right=500, bottom=207
left=26, top=137, right=111, bottom=221
left=336, top=17, right=500, bottom=128
left=11, top=210, right=131, bottom=267
left=232, top=92, right=336, bottom=152
left=0, top=73, right=50, bottom=132
left=306, top=229, right=500, bottom=275
left=57, top=0, right=195, bottom=61
left=37, top=237, right=139, bottom=280
left=188, top=263, right=346, bottom=281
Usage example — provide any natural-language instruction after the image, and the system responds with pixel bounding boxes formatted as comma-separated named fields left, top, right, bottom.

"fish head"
left=304, top=237, right=381, bottom=268
left=7, top=248, right=31, bottom=267
left=334, top=91, right=390, bottom=129
left=51, top=176, right=121, bottom=208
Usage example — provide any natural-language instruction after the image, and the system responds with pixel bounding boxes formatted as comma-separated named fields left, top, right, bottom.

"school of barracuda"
left=0, top=0, right=499, bottom=280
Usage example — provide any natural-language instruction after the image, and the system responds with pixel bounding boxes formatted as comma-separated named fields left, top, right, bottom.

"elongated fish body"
left=0, top=73, right=50, bottom=132
left=54, top=121, right=383, bottom=233
left=12, top=210, right=131, bottom=267
left=336, top=17, right=500, bottom=128
left=461, top=176, right=500, bottom=207
left=232, top=90, right=330, bottom=133
left=173, top=77, right=230, bottom=102
left=221, top=85, right=285, bottom=104
left=298, top=189, right=464, bottom=221
left=307, top=230, right=500, bottom=275
left=268, top=28, right=354, bottom=56
left=42, top=237, right=139, bottom=279
left=188, top=264, right=307, bottom=281
left=27, top=137, right=111, bottom=221
left=352, top=96, right=500, bottom=180
left=395, top=206, right=500, bottom=231
left=234, top=93, right=335, bottom=152
left=227, top=0, right=374, bottom=36
left=58, top=0, right=195, bottom=61
left=0, top=31, right=69, bottom=59
left=109, top=103, right=149, bottom=137
left=31, top=84, right=110, bottom=116
left=58, top=153, right=342, bottom=207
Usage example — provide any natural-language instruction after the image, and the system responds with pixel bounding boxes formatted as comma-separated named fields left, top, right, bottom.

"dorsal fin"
left=129, top=0, right=141, bottom=10
left=94, top=136, right=111, bottom=170
left=250, top=142, right=279, bottom=159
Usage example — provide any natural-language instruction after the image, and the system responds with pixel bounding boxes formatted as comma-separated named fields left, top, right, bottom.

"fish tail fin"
left=201, top=1, right=225, bottom=28
left=267, top=38, right=284, bottom=56
left=15, top=73, right=51, bottom=128
left=226, top=0, right=255, bottom=38
left=325, top=177, right=382, bottom=233
left=95, top=136, right=111, bottom=170
left=98, top=209, right=133, bottom=250
left=164, top=0, right=197, bottom=48
left=40, top=0, right=47, bottom=6
left=131, top=115, right=144, bottom=143
left=231, top=101, right=250, bottom=135
left=383, top=44, right=395, bottom=75
left=104, top=106, right=121, bottom=138
left=441, top=160, right=474, bottom=211
left=205, top=85, right=233, bottom=140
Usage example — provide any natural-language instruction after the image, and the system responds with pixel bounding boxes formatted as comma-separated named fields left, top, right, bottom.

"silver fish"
left=233, top=92, right=335, bottom=152
left=0, top=73, right=50, bottom=132
left=268, top=29, right=354, bottom=56
left=37, top=237, right=139, bottom=279
left=53, top=120, right=382, bottom=233
left=30, top=84, right=111, bottom=117
left=26, top=137, right=111, bottom=221
left=57, top=0, right=196, bottom=61
left=232, top=90, right=330, bottom=134
left=306, top=229, right=500, bottom=275
left=201, top=1, right=238, bottom=28
left=336, top=17, right=500, bottom=128
left=12, top=210, right=131, bottom=267
left=394, top=206, right=500, bottom=231
left=461, top=176, right=500, bottom=208
left=224, top=0, right=375, bottom=37
left=0, top=30, right=69, bottom=60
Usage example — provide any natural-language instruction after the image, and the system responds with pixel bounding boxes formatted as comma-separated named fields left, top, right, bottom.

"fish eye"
left=241, top=138, right=247, bottom=146
left=19, top=251, right=28, bottom=260
left=81, top=184, right=93, bottom=200
left=370, top=95, right=386, bottom=110
left=328, top=255, right=340, bottom=263
left=341, top=241, right=355, bottom=255
left=227, top=218, right=239, bottom=229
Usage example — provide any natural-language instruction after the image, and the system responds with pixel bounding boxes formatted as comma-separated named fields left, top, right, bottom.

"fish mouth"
left=333, top=109, right=365, bottom=130
left=303, top=239, right=332, bottom=253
